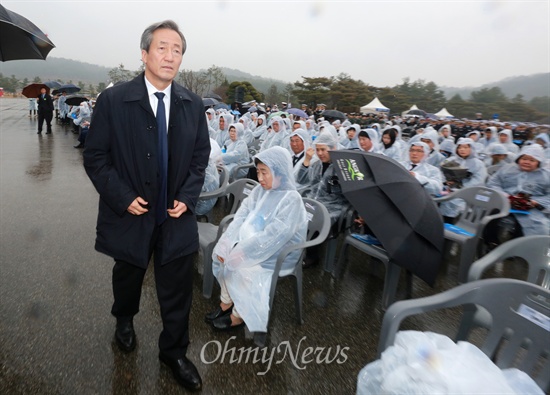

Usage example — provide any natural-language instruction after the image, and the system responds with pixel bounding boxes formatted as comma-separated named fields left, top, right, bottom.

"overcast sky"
left=4, top=0, right=549, bottom=88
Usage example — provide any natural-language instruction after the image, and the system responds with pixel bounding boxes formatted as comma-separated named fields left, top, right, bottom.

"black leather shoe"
left=204, top=304, right=232, bottom=323
left=159, top=353, right=202, bottom=391
left=211, top=314, right=245, bottom=331
left=74, top=143, right=84, bottom=148
left=45, top=131, right=52, bottom=134
left=302, top=257, right=319, bottom=269
left=37, top=131, right=42, bottom=134
left=115, top=318, right=136, bottom=352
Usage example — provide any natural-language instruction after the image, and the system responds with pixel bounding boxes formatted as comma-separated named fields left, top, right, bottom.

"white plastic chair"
left=433, top=186, right=510, bottom=282
left=378, top=278, right=550, bottom=393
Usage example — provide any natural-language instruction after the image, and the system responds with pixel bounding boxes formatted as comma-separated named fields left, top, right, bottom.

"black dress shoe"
left=37, top=131, right=42, bottom=134
left=302, top=257, right=319, bottom=269
left=211, top=314, right=245, bottom=331
left=159, top=353, right=202, bottom=391
left=115, top=318, right=136, bottom=352
left=74, top=143, right=84, bottom=148
left=204, top=304, right=232, bottom=323
left=45, top=131, right=52, bottom=134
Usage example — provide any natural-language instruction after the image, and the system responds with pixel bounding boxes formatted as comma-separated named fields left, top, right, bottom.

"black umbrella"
left=204, top=92, right=222, bottom=101
left=43, top=81, right=61, bottom=89
left=331, top=150, right=444, bottom=285
left=22, top=83, right=49, bottom=98
left=0, top=4, right=55, bottom=61
left=321, top=109, right=347, bottom=120
left=65, top=95, right=89, bottom=107
left=407, top=109, right=427, bottom=116
left=52, top=84, right=81, bottom=95
left=202, top=97, right=219, bottom=107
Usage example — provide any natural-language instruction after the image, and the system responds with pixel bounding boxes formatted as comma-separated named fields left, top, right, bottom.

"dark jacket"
left=37, top=93, right=54, bottom=113
left=83, top=73, right=210, bottom=268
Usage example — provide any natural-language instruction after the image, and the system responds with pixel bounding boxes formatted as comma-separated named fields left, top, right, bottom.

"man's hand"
left=303, top=147, right=315, bottom=167
left=168, top=200, right=187, bottom=218
left=127, top=197, right=148, bottom=215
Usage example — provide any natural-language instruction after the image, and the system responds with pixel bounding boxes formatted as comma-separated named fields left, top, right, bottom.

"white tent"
left=360, top=97, right=390, bottom=114
left=434, top=107, right=454, bottom=119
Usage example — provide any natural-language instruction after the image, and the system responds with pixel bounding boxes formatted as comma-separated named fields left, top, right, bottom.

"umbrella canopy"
left=287, top=108, right=309, bottom=119
left=267, top=111, right=289, bottom=120
left=407, top=109, right=427, bottom=116
left=65, top=95, right=89, bottom=107
left=43, top=81, right=62, bottom=89
left=321, top=109, right=347, bottom=120
left=22, top=83, right=49, bottom=98
left=214, top=102, right=230, bottom=110
left=202, top=97, right=219, bottom=107
left=204, top=92, right=222, bottom=101
left=52, top=84, right=80, bottom=95
left=0, top=4, right=55, bottom=61
left=331, top=150, right=444, bottom=285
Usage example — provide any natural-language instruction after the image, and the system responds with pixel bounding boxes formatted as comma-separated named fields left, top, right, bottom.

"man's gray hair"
left=140, top=20, right=187, bottom=54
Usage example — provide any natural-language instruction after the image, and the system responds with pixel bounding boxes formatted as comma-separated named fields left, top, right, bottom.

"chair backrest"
left=468, top=235, right=550, bottom=288
left=449, top=186, right=510, bottom=235
left=217, top=165, right=229, bottom=190
left=302, top=198, right=331, bottom=246
left=225, top=178, right=259, bottom=215
left=378, top=278, right=550, bottom=392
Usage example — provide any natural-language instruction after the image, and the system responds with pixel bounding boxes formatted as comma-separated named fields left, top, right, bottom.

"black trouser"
left=38, top=111, right=53, bottom=132
left=111, top=227, right=194, bottom=359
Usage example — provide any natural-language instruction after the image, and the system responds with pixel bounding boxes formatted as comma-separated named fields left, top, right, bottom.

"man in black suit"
left=37, top=87, right=54, bottom=134
left=83, top=20, right=209, bottom=391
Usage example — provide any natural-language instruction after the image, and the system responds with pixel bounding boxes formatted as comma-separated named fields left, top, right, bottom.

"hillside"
left=441, top=72, right=549, bottom=101
left=1, top=57, right=547, bottom=100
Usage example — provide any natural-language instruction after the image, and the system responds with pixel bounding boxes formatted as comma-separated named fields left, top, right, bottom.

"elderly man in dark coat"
left=83, top=20, right=209, bottom=391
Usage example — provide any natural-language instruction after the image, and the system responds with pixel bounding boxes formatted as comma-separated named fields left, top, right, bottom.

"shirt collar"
left=144, top=76, right=171, bottom=99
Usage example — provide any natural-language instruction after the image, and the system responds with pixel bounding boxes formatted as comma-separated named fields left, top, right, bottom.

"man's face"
left=290, top=136, right=304, bottom=155
left=141, top=28, right=183, bottom=88
left=316, top=144, right=331, bottom=163
left=499, top=133, right=508, bottom=143
left=409, top=146, right=425, bottom=164
left=219, top=117, right=225, bottom=129
left=207, top=112, right=213, bottom=119
left=40, top=88, right=46, bottom=95
left=272, top=121, right=280, bottom=133
left=359, top=136, right=372, bottom=151
left=457, top=144, right=472, bottom=158
left=229, top=126, right=237, bottom=141
left=293, top=122, right=301, bottom=131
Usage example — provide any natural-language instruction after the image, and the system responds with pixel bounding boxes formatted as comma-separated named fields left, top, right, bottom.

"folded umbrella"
left=331, top=150, right=444, bottom=285
left=0, top=4, right=55, bottom=61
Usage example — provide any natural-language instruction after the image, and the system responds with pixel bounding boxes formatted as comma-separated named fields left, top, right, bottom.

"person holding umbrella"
left=37, top=87, right=54, bottom=134
left=399, top=141, right=444, bottom=197
left=297, top=132, right=349, bottom=267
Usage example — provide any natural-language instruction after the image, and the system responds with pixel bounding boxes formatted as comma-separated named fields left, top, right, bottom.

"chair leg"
left=457, top=238, right=478, bottom=283
left=333, top=239, right=350, bottom=278
left=202, top=246, right=215, bottom=299
left=382, top=262, right=401, bottom=310
left=253, top=332, right=267, bottom=347
left=323, top=238, right=338, bottom=273
left=455, top=303, right=479, bottom=342
left=294, top=272, right=303, bottom=324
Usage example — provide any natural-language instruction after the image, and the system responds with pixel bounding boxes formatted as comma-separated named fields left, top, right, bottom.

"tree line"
left=2, top=64, right=547, bottom=122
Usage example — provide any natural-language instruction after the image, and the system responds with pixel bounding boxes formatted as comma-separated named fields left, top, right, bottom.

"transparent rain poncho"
left=420, top=128, right=446, bottom=167
left=487, top=144, right=550, bottom=235
left=214, top=113, right=234, bottom=148
left=439, top=138, right=488, bottom=218
left=260, top=116, right=289, bottom=151
left=212, top=146, right=308, bottom=332
left=196, top=138, right=222, bottom=216
left=399, top=141, right=444, bottom=196
left=221, top=123, right=250, bottom=178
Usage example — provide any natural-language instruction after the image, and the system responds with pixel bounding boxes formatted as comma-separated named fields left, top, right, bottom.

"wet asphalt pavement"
left=0, top=98, right=524, bottom=394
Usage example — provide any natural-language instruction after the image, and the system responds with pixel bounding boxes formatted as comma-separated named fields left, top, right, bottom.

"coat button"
left=146, top=153, right=151, bottom=159
left=147, top=125, right=153, bottom=131
left=145, top=180, right=151, bottom=185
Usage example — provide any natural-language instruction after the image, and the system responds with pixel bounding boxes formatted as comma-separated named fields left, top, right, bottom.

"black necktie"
left=293, top=153, right=303, bottom=166
left=154, top=92, right=168, bottom=225
left=409, top=164, right=417, bottom=171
